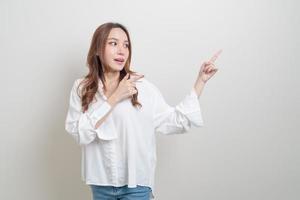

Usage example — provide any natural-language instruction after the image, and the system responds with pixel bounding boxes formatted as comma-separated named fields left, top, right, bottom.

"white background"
left=1, top=0, right=299, bottom=199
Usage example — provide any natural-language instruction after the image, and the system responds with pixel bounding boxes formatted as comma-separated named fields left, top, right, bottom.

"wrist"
left=195, top=77, right=206, bottom=87
left=194, top=78, right=206, bottom=96
left=107, top=93, right=119, bottom=107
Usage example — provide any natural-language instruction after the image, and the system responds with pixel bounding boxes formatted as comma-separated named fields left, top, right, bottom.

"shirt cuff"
left=175, top=88, right=204, bottom=127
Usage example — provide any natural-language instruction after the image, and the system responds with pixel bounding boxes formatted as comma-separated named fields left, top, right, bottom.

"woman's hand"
left=194, top=50, right=222, bottom=96
left=109, top=73, right=144, bottom=105
left=198, top=50, right=222, bottom=83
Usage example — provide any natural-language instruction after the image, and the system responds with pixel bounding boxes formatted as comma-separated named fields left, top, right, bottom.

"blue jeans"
left=89, top=184, right=152, bottom=200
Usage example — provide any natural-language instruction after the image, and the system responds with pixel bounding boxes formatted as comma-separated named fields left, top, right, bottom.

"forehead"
left=107, top=28, right=128, bottom=42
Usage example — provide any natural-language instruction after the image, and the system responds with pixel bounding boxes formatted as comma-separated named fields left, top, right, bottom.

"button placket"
left=111, top=140, right=118, bottom=185
left=97, top=80, right=119, bottom=184
left=102, top=141, right=117, bottom=183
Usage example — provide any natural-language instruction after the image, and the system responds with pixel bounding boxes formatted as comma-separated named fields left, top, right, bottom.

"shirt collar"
left=97, top=79, right=107, bottom=100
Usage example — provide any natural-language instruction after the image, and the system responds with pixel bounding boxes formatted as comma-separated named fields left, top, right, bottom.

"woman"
left=65, top=22, right=220, bottom=200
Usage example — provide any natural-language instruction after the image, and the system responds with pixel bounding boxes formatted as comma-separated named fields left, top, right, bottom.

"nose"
left=117, top=44, right=126, bottom=55
left=117, top=50, right=124, bottom=56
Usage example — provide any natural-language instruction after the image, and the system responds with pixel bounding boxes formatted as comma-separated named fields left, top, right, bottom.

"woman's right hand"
left=108, top=73, right=144, bottom=106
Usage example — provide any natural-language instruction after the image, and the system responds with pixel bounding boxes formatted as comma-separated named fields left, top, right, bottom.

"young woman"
left=65, top=22, right=220, bottom=200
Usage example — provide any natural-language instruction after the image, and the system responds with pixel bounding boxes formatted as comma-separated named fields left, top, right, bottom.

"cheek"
left=125, top=49, right=130, bottom=57
left=104, top=47, right=115, bottom=60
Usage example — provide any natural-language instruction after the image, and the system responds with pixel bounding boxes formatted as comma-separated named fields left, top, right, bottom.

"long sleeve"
left=65, top=79, right=118, bottom=145
left=152, top=84, right=204, bottom=135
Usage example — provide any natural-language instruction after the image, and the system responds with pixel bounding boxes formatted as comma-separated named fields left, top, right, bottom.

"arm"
left=94, top=94, right=119, bottom=129
left=152, top=83, right=204, bottom=135
left=65, top=74, right=144, bottom=145
left=152, top=50, right=222, bottom=135
left=193, top=77, right=206, bottom=97
left=64, top=79, right=118, bottom=145
left=94, top=73, right=144, bottom=128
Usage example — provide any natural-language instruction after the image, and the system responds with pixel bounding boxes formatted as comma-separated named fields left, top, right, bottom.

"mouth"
left=114, top=58, right=125, bottom=65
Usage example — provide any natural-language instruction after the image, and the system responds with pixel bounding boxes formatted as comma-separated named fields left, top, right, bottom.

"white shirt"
left=64, top=76, right=204, bottom=199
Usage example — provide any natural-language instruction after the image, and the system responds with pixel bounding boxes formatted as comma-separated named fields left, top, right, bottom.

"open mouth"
left=114, top=58, right=125, bottom=65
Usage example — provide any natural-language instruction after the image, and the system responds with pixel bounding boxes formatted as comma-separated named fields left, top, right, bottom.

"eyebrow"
left=107, top=37, right=129, bottom=43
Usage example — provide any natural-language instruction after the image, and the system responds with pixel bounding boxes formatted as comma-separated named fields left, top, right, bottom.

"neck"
left=104, top=71, right=120, bottom=84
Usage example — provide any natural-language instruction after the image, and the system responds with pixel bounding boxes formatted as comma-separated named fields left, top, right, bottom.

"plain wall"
left=1, top=0, right=299, bottom=199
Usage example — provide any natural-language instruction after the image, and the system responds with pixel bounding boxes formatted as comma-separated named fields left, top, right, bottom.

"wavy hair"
left=78, top=22, right=142, bottom=112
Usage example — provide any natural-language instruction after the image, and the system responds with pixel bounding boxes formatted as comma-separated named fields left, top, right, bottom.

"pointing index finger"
left=209, top=49, right=222, bottom=63
left=129, top=74, right=144, bottom=82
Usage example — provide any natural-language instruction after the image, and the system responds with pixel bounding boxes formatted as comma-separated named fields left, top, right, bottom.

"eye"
left=124, top=43, right=129, bottom=48
left=109, top=41, right=117, bottom=46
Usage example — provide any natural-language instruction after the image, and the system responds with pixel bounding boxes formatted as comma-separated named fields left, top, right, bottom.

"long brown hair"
left=78, top=22, right=142, bottom=113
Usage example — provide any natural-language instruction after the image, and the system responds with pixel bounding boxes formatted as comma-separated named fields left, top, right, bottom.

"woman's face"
left=103, top=27, right=130, bottom=72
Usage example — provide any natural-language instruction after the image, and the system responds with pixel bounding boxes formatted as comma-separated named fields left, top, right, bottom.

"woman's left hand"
left=198, top=50, right=222, bottom=83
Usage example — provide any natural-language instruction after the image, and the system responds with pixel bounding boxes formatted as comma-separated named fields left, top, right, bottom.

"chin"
left=111, top=65, right=124, bottom=72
